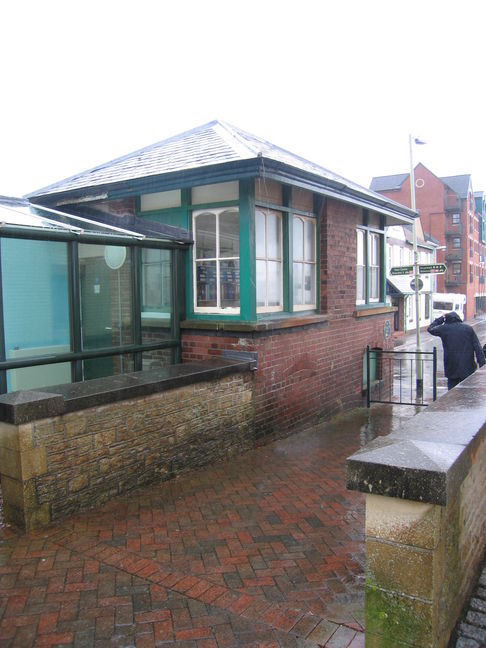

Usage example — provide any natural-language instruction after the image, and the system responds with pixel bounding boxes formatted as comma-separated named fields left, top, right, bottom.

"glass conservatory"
left=0, top=198, right=190, bottom=394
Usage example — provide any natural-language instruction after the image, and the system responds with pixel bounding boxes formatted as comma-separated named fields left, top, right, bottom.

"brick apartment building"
left=371, top=164, right=486, bottom=322
left=23, top=120, right=416, bottom=441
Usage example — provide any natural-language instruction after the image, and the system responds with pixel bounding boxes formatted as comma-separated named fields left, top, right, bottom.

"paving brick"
left=0, top=412, right=383, bottom=646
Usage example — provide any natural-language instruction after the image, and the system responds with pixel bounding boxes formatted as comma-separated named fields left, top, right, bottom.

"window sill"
left=354, top=305, right=396, bottom=318
left=181, top=313, right=329, bottom=333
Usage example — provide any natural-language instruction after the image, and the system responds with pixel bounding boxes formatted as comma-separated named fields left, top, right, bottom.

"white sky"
left=1, top=0, right=485, bottom=198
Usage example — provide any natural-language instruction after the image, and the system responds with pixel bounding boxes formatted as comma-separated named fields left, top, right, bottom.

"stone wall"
left=0, top=359, right=255, bottom=530
left=347, top=369, right=486, bottom=647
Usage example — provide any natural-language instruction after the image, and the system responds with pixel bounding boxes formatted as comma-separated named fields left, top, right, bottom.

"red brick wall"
left=182, top=199, right=393, bottom=442
left=375, top=165, right=480, bottom=320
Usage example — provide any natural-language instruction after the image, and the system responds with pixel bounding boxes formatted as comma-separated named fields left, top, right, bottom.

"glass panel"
left=267, top=212, right=281, bottom=259
left=142, top=347, right=173, bottom=370
left=255, top=210, right=266, bottom=258
left=140, top=189, right=181, bottom=211
left=1, top=238, right=71, bottom=391
left=196, top=260, right=217, bottom=307
left=220, top=259, right=240, bottom=308
left=293, top=262, right=303, bottom=304
left=219, top=210, right=239, bottom=258
left=141, top=248, right=172, bottom=345
left=192, top=181, right=239, bottom=204
left=142, top=249, right=172, bottom=312
left=304, top=264, right=315, bottom=305
left=304, top=220, right=315, bottom=261
left=256, top=259, right=266, bottom=307
left=293, top=218, right=304, bottom=260
left=357, top=230, right=365, bottom=264
left=268, top=261, right=282, bottom=307
left=79, top=244, right=133, bottom=380
left=370, top=234, right=379, bottom=264
left=370, top=267, right=379, bottom=299
left=195, top=212, right=216, bottom=259
left=83, top=353, right=135, bottom=380
left=357, top=266, right=365, bottom=301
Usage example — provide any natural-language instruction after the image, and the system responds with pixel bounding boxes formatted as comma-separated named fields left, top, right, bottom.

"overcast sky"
left=2, top=0, right=485, bottom=199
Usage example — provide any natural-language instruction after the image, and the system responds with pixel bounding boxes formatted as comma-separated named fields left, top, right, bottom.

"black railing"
left=366, top=346, right=437, bottom=407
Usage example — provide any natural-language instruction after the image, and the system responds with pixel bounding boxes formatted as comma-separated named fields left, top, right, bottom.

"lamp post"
left=409, top=134, right=426, bottom=397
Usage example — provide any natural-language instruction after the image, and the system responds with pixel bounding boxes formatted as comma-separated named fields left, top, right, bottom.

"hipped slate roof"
left=371, top=170, right=472, bottom=199
left=370, top=174, right=409, bottom=192
left=28, top=120, right=416, bottom=224
left=440, top=175, right=471, bottom=199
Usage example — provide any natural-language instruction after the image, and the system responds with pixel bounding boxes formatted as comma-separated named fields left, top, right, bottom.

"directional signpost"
left=418, top=263, right=447, bottom=274
left=390, top=265, right=414, bottom=276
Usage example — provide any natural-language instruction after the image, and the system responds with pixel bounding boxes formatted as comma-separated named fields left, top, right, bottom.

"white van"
left=432, top=293, right=466, bottom=321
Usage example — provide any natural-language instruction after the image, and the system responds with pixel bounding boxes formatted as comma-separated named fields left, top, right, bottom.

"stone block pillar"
left=347, top=371, right=486, bottom=647
left=0, top=391, right=63, bottom=530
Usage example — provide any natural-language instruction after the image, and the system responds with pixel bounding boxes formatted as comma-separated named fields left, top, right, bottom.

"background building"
left=371, top=165, right=485, bottom=321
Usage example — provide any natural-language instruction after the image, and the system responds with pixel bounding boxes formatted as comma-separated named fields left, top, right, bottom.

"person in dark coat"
left=427, top=311, right=485, bottom=390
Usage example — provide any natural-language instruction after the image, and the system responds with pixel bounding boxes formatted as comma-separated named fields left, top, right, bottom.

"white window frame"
left=256, top=209, right=283, bottom=313
left=356, top=229, right=366, bottom=305
left=356, top=227, right=383, bottom=306
left=193, top=207, right=240, bottom=314
left=292, top=215, right=317, bottom=311
left=369, top=232, right=380, bottom=303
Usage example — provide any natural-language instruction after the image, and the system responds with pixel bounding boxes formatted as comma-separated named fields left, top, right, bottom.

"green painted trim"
left=282, top=185, right=292, bottom=312
left=239, top=179, right=256, bottom=321
left=255, top=200, right=314, bottom=218
left=0, top=241, right=7, bottom=392
left=137, top=206, right=183, bottom=218
left=314, top=194, right=323, bottom=312
left=180, top=188, right=190, bottom=230
left=380, top=221, right=386, bottom=302
left=188, top=200, right=239, bottom=211
left=103, top=160, right=260, bottom=200
left=132, top=247, right=142, bottom=371
left=69, top=241, right=82, bottom=382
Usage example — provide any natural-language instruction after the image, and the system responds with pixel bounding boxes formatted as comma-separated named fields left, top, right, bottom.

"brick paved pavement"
left=0, top=405, right=415, bottom=647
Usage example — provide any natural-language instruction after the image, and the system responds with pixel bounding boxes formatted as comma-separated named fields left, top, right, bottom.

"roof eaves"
left=259, top=158, right=417, bottom=224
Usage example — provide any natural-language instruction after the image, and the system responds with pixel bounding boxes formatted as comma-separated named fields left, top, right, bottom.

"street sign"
left=410, top=278, right=424, bottom=291
left=418, top=263, right=447, bottom=274
left=390, top=265, right=414, bottom=275
left=383, top=320, right=391, bottom=340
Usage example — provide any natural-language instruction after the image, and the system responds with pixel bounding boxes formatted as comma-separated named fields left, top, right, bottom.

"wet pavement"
left=0, top=404, right=420, bottom=648
left=0, top=317, right=484, bottom=647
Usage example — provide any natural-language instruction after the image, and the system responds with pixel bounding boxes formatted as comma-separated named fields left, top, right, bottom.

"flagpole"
left=410, top=134, right=424, bottom=398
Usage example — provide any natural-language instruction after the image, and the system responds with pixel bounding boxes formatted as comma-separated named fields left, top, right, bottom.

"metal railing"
left=366, top=346, right=437, bottom=407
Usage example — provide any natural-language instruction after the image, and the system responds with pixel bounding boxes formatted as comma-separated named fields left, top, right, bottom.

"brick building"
left=24, top=120, right=416, bottom=440
left=371, top=164, right=486, bottom=321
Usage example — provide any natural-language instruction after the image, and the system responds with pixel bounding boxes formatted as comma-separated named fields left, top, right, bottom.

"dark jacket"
left=427, top=312, right=485, bottom=380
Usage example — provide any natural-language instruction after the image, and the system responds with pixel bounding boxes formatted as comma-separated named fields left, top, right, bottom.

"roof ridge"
left=213, top=121, right=263, bottom=157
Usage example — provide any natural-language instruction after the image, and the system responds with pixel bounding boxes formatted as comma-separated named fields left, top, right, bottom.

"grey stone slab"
left=346, top=434, right=469, bottom=505
left=0, top=358, right=254, bottom=422
left=0, top=390, right=64, bottom=424
left=389, top=410, right=484, bottom=447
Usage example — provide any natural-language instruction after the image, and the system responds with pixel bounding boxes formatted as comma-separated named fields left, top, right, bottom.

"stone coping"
left=181, top=314, right=329, bottom=332
left=0, top=358, right=255, bottom=425
left=346, top=368, right=486, bottom=506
